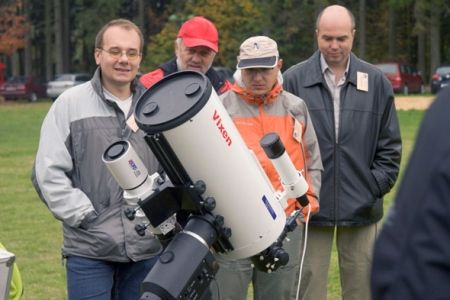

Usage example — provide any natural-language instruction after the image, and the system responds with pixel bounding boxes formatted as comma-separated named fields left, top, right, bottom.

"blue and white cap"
left=237, top=36, right=279, bottom=69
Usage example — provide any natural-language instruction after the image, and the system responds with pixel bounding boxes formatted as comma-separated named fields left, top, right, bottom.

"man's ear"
left=277, top=59, right=283, bottom=70
left=94, top=48, right=101, bottom=65
left=174, top=39, right=181, bottom=56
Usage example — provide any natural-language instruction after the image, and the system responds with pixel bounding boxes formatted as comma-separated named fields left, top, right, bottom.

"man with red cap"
left=140, top=16, right=231, bottom=94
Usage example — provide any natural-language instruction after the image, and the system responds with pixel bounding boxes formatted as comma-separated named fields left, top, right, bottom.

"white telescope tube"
left=260, top=132, right=309, bottom=206
left=134, top=71, right=286, bottom=259
left=102, top=141, right=176, bottom=235
left=102, top=140, right=156, bottom=203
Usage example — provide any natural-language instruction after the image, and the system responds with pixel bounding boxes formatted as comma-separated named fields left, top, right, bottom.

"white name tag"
left=357, top=71, right=369, bottom=92
left=126, top=114, right=139, bottom=132
left=293, top=119, right=303, bottom=143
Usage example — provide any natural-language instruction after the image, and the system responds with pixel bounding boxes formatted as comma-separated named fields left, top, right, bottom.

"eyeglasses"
left=99, top=47, right=141, bottom=60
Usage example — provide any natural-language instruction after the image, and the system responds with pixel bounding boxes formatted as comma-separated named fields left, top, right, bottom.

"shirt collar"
left=320, top=53, right=350, bottom=76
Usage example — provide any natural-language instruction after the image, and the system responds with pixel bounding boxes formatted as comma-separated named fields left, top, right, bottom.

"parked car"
left=375, top=62, right=424, bottom=95
left=430, top=65, right=450, bottom=94
left=213, top=66, right=235, bottom=83
left=46, top=73, right=90, bottom=101
left=0, top=76, right=47, bottom=102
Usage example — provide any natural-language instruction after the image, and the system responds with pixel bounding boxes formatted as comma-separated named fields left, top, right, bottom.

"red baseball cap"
left=177, top=16, right=219, bottom=52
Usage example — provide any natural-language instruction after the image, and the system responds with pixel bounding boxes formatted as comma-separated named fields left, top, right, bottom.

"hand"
left=296, top=213, right=305, bottom=225
left=299, top=204, right=312, bottom=223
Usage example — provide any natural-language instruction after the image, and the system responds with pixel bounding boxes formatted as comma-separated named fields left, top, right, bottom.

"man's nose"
left=191, top=52, right=203, bottom=62
left=330, top=39, right=339, bottom=48
left=254, top=72, right=265, bottom=80
left=118, top=52, right=129, bottom=62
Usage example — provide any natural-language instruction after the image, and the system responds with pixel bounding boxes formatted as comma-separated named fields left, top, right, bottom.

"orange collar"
left=231, top=83, right=283, bottom=105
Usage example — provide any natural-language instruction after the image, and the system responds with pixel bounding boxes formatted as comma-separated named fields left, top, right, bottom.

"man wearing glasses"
left=140, top=16, right=231, bottom=94
left=214, top=36, right=322, bottom=300
left=32, top=19, right=162, bottom=299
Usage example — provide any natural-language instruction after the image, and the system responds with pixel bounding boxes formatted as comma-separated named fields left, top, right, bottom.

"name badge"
left=293, top=119, right=303, bottom=143
left=357, top=71, right=369, bottom=92
left=126, top=114, right=139, bottom=132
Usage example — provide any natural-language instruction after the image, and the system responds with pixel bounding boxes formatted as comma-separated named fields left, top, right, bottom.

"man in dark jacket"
left=140, top=16, right=231, bottom=94
left=371, top=87, right=450, bottom=300
left=283, top=5, right=402, bottom=300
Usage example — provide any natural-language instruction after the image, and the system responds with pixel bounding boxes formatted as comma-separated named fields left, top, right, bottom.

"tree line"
left=1, top=0, right=449, bottom=84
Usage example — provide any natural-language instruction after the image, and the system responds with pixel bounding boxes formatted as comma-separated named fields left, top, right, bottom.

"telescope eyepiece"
left=103, top=141, right=129, bottom=161
left=260, top=132, right=285, bottom=159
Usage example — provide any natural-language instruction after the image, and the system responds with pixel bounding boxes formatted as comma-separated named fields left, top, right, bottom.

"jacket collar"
left=160, top=58, right=226, bottom=93
left=90, top=67, right=146, bottom=105
left=232, top=82, right=283, bottom=106
left=90, top=67, right=104, bottom=97
left=159, top=58, right=178, bottom=74
left=301, top=50, right=359, bottom=88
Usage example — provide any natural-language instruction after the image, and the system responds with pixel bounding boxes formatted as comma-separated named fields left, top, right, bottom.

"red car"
left=375, top=62, right=424, bottom=95
left=0, top=76, right=47, bottom=102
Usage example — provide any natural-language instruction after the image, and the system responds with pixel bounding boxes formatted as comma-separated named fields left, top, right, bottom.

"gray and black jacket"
left=32, top=68, right=162, bottom=261
left=283, top=51, right=402, bottom=226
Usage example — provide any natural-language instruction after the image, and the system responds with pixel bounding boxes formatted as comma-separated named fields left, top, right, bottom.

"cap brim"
left=182, top=37, right=218, bottom=52
left=237, top=56, right=278, bottom=69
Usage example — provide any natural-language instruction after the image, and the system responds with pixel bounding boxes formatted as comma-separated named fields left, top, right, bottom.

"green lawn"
left=0, top=100, right=425, bottom=300
left=326, top=109, right=425, bottom=299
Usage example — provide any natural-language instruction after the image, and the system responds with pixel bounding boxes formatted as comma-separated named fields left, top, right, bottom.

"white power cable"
left=295, top=204, right=311, bottom=300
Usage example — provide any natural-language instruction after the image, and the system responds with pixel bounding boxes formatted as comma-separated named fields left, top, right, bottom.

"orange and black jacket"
left=221, top=82, right=323, bottom=218
left=140, top=58, right=231, bottom=94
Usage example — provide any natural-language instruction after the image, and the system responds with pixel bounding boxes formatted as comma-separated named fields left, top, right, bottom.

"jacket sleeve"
left=295, top=100, right=323, bottom=215
left=31, top=98, right=97, bottom=228
left=371, top=76, right=402, bottom=196
left=371, top=89, right=450, bottom=299
left=218, top=80, right=233, bottom=95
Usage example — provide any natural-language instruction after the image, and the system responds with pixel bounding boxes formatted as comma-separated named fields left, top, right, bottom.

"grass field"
left=0, top=99, right=426, bottom=300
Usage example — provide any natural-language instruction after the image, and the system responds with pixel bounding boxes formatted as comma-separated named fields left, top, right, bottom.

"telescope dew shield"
left=260, top=132, right=309, bottom=207
left=102, top=140, right=154, bottom=202
left=134, top=71, right=286, bottom=259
